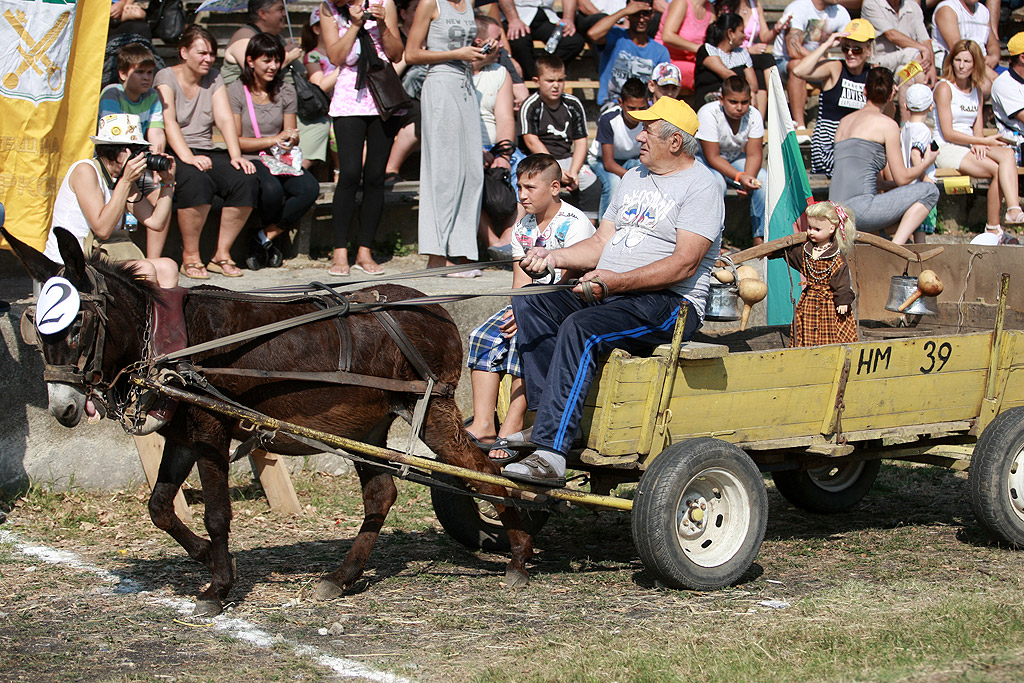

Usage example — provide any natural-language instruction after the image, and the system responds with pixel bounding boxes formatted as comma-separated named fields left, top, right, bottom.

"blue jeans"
left=708, top=157, right=767, bottom=240
left=591, top=157, right=642, bottom=220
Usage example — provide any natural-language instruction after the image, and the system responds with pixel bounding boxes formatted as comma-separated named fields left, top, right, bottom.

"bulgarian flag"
left=764, top=66, right=814, bottom=326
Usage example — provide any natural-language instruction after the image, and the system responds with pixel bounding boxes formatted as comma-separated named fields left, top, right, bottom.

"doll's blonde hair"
left=805, top=201, right=857, bottom=254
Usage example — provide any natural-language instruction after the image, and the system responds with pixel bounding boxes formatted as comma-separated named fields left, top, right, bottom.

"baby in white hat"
left=900, top=83, right=937, bottom=185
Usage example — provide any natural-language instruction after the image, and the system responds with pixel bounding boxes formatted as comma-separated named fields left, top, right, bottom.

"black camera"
left=480, top=42, right=494, bottom=55
left=146, top=153, right=172, bottom=172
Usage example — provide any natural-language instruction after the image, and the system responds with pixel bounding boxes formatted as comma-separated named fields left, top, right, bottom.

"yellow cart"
left=432, top=267, right=1024, bottom=592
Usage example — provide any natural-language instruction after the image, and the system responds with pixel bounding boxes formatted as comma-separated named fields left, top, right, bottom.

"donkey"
left=6, top=228, right=533, bottom=616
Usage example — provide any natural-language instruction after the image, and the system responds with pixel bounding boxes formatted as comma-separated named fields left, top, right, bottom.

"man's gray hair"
left=653, top=119, right=700, bottom=157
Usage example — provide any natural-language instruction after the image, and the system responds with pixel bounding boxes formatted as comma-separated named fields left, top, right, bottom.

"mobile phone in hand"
left=930, top=140, right=939, bottom=152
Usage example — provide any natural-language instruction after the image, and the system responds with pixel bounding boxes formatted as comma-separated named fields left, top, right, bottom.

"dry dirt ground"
left=2, top=460, right=1024, bottom=683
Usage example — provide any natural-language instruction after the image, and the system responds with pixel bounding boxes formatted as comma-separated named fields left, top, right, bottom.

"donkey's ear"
left=53, top=227, right=90, bottom=292
left=1, top=227, right=61, bottom=283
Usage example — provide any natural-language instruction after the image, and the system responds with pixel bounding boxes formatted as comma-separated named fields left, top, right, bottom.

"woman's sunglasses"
left=841, top=44, right=865, bottom=55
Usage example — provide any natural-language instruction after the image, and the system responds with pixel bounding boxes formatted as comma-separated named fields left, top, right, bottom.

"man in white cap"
left=992, top=32, right=1024, bottom=143
left=504, top=97, right=724, bottom=487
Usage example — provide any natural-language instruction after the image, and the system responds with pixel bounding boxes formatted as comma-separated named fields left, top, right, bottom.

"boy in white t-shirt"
left=900, top=83, right=938, bottom=241
left=587, top=77, right=648, bottom=220
left=696, top=76, right=767, bottom=244
left=464, top=154, right=596, bottom=461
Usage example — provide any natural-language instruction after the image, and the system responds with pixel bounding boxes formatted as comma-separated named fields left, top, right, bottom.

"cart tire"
left=969, top=407, right=1024, bottom=548
left=632, top=438, right=767, bottom=590
left=771, top=459, right=881, bottom=514
left=431, top=485, right=550, bottom=552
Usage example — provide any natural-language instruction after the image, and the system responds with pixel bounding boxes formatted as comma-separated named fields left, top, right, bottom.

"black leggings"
left=254, top=163, right=320, bottom=229
left=332, top=115, right=396, bottom=250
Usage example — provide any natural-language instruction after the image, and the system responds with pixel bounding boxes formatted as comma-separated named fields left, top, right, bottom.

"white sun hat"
left=91, top=113, right=148, bottom=145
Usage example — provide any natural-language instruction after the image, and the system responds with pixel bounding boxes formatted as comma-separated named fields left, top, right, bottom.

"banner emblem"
left=0, top=1, right=74, bottom=103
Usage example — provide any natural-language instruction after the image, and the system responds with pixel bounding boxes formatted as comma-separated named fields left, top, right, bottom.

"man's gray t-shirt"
left=598, top=162, right=724, bottom=318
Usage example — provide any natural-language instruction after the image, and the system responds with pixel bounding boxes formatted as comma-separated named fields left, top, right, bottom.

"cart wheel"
left=771, top=459, right=881, bottom=514
left=632, top=438, right=767, bottom=590
left=431, top=485, right=550, bottom=552
left=969, top=407, right=1024, bottom=547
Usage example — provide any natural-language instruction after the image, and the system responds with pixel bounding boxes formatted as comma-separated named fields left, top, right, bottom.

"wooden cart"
left=433, top=261, right=1024, bottom=591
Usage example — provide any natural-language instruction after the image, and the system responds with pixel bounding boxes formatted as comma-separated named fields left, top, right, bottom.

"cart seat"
left=652, top=341, right=729, bottom=360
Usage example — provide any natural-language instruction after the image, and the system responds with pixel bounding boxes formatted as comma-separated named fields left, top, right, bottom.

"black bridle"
left=21, top=265, right=113, bottom=392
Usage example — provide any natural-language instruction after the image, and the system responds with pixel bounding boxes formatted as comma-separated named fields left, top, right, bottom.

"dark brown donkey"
left=6, top=228, right=534, bottom=616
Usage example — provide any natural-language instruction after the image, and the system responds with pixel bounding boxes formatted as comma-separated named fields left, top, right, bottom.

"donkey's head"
left=3, top=227, right=154, bottom=427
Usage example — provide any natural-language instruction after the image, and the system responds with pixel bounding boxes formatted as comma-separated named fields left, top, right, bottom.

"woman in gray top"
left=405, top=0, right=494, bottom=273
left=830, top=67, right=939, bottom=245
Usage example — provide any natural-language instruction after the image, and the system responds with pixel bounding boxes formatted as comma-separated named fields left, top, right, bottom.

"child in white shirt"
left=900, top=83, right=938, bottom=239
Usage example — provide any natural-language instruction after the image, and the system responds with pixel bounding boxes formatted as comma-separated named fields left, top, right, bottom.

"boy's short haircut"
left=721, top=75, right=750, bottom=97
left=534, top=53, right=565, bottom=76
left=117, top=43, right=156, bottom=75
left=620, top=77, right=647, bottom=101
left=517, top=153, right=561, bottom=184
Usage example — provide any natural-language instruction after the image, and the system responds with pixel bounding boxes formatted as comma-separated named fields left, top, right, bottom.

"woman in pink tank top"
left=656, top=0, right=715, bottom=90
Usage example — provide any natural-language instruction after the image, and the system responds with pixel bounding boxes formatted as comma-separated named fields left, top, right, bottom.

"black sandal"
left=488, top=437, right=531, bottom=464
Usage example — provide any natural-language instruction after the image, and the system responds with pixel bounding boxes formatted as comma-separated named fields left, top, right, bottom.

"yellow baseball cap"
left=844, top=18, right=876, bottom=42
left=1009, top=32, right=1024, bottom=56
left=630, top=96, right=700, bottom=136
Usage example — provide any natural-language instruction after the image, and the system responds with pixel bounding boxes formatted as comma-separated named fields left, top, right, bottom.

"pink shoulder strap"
left=243, top=85, right=262, bottom=138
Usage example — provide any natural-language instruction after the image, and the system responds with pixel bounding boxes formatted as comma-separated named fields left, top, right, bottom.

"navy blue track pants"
left=512, top=288, right=700, bottom=455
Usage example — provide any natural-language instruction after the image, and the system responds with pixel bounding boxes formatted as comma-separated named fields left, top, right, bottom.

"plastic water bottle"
left=124, top=212, right=138, bottom=232
left=545, top=22, right=564, bottom=53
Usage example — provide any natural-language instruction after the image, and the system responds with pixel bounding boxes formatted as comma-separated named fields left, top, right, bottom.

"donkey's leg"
left=148, top=440, right=214, bottom=566
left=192, top=455, right=234, bottom=617
left=419, top=398, right=534, bottom=587
left=315, top=462, right=398, bottom=600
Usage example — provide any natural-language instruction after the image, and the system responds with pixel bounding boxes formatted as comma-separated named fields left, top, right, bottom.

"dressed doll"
left=782, top=201, right=858, bottom=347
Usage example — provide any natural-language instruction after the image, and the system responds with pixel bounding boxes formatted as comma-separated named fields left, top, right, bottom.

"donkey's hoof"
left=504, top=565, right=529, bottom=589
left=193, top=599, right=223, bottom=618
left=313, top=579, right=345, bottom=602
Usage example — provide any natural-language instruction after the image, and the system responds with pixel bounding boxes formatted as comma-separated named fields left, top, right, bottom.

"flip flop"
left=352, top=263, right=385, bottom=275
left=207, top=259, right=243, bottom=277
left=179, top=262, right=209, bottom=280
left=501, top=453, right=566, bottom=488
left=328, top=265, right=351, bottom=276
left=488, top=436, right=530, bottom=464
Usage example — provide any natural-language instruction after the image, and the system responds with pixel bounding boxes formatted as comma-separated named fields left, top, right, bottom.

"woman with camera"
left=229, top=33, right=320, bottom=270
left=155, top=24, right=258, bottom=279
left=44, top=113, right=179, bottom=288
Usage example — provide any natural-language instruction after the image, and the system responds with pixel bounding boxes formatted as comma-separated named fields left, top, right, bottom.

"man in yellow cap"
left=503, top=97, right=724, bottom=487
left=991, top=33, right=1024, bottom=145
left=860, top=0, right=935, bottom=83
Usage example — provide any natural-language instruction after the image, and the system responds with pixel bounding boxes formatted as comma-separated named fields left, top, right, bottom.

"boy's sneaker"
left=246, top=234, right=285, bottom=270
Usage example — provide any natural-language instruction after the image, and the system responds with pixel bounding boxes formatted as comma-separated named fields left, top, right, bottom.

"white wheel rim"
left=804, top=461, right=866, bottom=493
left=675, top=467, right=752, bottom=568
left=1009, top=447, right=1024, bottom=524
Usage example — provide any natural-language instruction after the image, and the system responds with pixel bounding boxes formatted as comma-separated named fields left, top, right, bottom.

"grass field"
left=2, top=459, right=1023, bottom=682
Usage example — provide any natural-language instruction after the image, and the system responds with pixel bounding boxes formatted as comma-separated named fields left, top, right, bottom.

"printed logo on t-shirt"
left=612, top=188, right=679, bottom=249
left=803, top=18, right=828, bottom=46
left=545, top=120, right=570, bottom=141
left=837, top=78, right=865, bottom=110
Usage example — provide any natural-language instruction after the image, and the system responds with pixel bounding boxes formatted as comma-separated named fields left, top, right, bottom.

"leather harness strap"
left=193, top=366, right=455, bottom=397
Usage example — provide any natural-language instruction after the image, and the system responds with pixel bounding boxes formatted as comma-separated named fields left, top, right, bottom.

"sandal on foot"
left=1005, top=207, right=1024, bottom=225
left=328, top=264, right=350, bottom=276
left=207, top=259, right=243, bottom=277
left=502, top=452, right=566, bottom=488
left=488, top=436, right=531, bottom=464
left=179, top=262, right=209, bottom=280
left=352, top=263, right=385, bottom=275
left=467, top=431, right=495, bottom=451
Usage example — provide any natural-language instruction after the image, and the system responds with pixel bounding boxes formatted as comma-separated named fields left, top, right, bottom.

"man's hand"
left=573, top=269, right=621, bottom=301
left=562, top=18, right=577, bottom=37
left=507, top=17, right=530, bottom=40
left=520, top=247, right=556, bottom=275
left=561, top=170, right=578, bottom=190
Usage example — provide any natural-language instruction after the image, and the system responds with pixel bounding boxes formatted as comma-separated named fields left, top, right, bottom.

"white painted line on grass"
left=0, top=530, right=414, bottom=683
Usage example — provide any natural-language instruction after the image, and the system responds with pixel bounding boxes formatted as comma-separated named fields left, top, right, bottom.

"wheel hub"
left=674, top=469, right=753, bottom=568
left=678, top=497, right=708, bottom=538
left=1009, top=449, right=1024, bottom=522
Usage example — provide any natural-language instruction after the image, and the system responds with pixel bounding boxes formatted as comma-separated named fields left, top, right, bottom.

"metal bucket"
left=705, top=281, right=741, bottom=321
left=884, top=275, right=939, bottom=315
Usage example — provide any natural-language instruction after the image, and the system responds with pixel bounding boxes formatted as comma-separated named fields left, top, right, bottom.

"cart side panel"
left=988, top=331, right=1024, bottom=411
left=581, top=354, right=667, bottom=455
left=839, top=333, right=991, bottom=432
left=658, top=345, right=844, bottom=444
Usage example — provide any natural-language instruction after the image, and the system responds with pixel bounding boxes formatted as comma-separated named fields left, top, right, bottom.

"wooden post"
left=250, top=450, right=302, bottom=515
left=133, top=433, right=192, bottom=523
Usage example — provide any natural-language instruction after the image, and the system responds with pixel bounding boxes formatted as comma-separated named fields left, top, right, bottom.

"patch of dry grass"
left=2, top=461, right=1024, bottom=682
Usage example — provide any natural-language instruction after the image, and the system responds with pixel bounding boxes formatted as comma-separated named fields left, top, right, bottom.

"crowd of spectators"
left=79, top=0, right=1024, bottom=279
